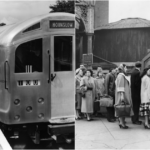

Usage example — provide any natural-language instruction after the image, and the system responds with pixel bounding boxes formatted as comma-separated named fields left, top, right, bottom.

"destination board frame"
left=49, top=20, right=75, bottom=28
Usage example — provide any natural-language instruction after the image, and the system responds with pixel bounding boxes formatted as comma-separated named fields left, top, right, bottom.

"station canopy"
left=92, top=54, right=117, bottom=70
left=95, top=18, right=150, bottom=31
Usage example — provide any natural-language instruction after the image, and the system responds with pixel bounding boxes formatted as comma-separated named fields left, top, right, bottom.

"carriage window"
left=54, top=36, right=72, bottom=71
left=15, top=39, right=42, bottom=73
left=23, top=22, right=40, bottom=33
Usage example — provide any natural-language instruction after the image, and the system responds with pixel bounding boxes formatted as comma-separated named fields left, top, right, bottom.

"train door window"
left=15, top=38, right=42, bottom=73
left=54, top=36, right=72, bottom=71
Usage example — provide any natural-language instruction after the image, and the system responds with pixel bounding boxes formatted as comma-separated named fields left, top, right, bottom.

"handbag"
left=99, top=96, right=113, bottom=107
left=80, top=85, right=93, bottom=98
left=80, top=86, right=86, bottom=98
left=115, top=101, right=131, bottom=117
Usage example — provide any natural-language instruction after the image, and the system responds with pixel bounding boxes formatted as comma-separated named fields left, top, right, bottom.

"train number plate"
left=17, top=80, right=40, bottom=86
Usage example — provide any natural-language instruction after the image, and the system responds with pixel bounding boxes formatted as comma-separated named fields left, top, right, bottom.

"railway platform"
left=76, top=114, right=150, bottom=149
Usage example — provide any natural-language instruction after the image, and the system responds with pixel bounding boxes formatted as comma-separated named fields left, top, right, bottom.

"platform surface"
left=76, top=116, right=150, bottom=149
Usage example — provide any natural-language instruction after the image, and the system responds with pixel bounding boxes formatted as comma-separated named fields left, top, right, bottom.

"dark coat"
left=105, top=73, right=115, bottom=97
left=131, top=68, right=141, bottom=103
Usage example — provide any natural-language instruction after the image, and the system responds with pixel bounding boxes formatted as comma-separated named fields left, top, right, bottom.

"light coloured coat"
left=80, top=76, right=96, bottom=113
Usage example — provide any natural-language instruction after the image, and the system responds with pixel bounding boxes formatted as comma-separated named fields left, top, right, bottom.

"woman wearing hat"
left=80, top=69, right=96, bottom=121
left=95, top=68, right=105, bottom=100
left=115, top=64, right=134, bottom=129
left=94, top=68, right=105, bottom=115
left=75, top=68, right=86, bottom=119
left=140, top=65, right=150, bottom=129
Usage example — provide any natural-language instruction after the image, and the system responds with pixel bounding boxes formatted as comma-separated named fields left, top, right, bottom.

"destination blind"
left=50, top=21, right=74, bottom=28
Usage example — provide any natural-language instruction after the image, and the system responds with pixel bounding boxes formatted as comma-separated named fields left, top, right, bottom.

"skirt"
left=81, top=90, right=93, bottom=113
left=75, top=93, right=82, bottom=110
left=140, top=102, right=150, bottom=116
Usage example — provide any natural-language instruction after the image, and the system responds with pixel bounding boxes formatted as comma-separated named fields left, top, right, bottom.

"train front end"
left=0, top=13, right=75, bottom=143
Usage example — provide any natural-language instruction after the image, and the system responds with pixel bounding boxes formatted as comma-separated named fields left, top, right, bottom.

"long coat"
left=105, top=72, right=116, bottom=98
left=75, top=75, right=82, bottom=110
left=94, top=77, right=105, bottom=98
left=115, top=73, right=134, bottom=117
left=130, top=68, right=141, bottom=114
left=141, top=75, right=150, bottom=104
left=80, top=76, right=95, bottom=113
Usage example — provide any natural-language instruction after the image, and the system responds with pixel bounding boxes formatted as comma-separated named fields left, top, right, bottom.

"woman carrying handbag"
left=75, top=68, right=86, bottom=120
left=115, top=64, right=134, bottom=129
left=140, top=65, right=150, bottom=129
left=80, top=69, right=96, bottom=121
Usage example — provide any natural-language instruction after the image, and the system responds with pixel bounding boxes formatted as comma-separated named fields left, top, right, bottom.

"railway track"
left=0, top=130, right=74, bottom=149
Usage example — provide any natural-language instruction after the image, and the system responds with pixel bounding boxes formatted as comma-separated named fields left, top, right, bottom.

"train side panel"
left=0, top=46, right=11, bottom=123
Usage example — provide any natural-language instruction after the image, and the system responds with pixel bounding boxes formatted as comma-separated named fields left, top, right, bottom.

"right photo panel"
left=75, top=0, right=150, bottom=149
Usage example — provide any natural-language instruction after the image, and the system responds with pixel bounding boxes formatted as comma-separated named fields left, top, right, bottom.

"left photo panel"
left=0, top=0, right=75, bottom=149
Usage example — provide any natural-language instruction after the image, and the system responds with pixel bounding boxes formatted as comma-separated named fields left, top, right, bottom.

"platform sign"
left=83, top=53, right=93, bottom=64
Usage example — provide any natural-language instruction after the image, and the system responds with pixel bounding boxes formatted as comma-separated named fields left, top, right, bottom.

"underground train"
left=0, top=12, right=75, bottom=143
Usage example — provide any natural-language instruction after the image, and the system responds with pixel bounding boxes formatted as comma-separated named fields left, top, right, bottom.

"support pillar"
left=87, top=33, right=93, bottom=54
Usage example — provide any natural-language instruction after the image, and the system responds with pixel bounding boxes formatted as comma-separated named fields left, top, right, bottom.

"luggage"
left=115, top=101, right=131, bottom=117
left=99, top=96, right=113, bottom=107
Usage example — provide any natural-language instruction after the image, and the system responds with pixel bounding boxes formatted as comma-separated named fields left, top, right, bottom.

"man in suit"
left=131, top=61, right=142, bottom=125
left=105, top=68, right=116, bottom=122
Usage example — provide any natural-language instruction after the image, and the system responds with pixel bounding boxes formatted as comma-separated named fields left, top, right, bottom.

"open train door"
left=141, top=53, right=150, bottom=73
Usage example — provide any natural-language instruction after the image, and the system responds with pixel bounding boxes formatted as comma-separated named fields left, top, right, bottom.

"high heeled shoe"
left=144, top=124, right=150, bottom=129
left=119, top=124, right=128, bottom=129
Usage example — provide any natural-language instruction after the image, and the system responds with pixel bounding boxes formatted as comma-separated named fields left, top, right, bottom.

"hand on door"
left=51, top=73, right=56, bottom=81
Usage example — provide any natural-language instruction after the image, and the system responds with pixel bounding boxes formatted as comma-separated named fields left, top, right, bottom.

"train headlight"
left=38, top=98, right=44, bottom=104
left=14, top=99, right=20, bottom=105
left=26, top=106, right=32, bottom=112
left=38, top=113, right=44, bottom=119
left=14, top=115, right=20, bottom=120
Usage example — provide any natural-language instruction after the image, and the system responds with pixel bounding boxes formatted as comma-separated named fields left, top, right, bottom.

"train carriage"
left=0, top=13, right=75, bottom=143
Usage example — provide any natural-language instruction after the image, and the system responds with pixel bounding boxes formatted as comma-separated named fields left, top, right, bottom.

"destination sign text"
left=50, top=21, right=74, bottom=28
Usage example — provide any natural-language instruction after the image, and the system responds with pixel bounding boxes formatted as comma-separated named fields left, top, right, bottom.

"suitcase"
left=99, top=96, right=113, bottom=107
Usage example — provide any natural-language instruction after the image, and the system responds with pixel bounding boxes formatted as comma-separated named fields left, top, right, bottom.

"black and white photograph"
left=76, top=0, right=150, bottom=149
left=0, top=0, right=75, bottom=149
left=1, top=0, right=150, bottom=149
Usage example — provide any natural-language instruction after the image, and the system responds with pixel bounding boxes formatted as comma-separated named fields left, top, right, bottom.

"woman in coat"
left=80, top=69, right=96, bottom=121
left=95, top=68, right=105, bottom=99
left=140, top=66, right=150, bottom=129
left=75, top=68, right=86, bottom=119
left=94, top=68, right=105, bottom=116
left=115, top=64, right=134, bottom=129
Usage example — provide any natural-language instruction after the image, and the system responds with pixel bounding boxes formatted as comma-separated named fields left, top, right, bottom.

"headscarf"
left=96, top=67, right=103, bottom=76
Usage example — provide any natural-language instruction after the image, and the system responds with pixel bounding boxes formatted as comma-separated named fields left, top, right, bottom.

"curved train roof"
left=0, top=12, right=74, bottom=46
left=95, top=18, right=150, bottom=31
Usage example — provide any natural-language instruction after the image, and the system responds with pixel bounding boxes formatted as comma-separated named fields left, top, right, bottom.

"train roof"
left=0, top=12, right=74, bottom=46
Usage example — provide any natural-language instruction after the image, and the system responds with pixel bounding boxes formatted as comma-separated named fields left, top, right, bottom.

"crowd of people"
left=75, top=62, right=150, bottom=129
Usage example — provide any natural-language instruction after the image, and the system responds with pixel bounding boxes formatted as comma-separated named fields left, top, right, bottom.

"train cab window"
left=15, top=39, right=42, bottom=73
left=54, top=36, right=72, bottom=71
